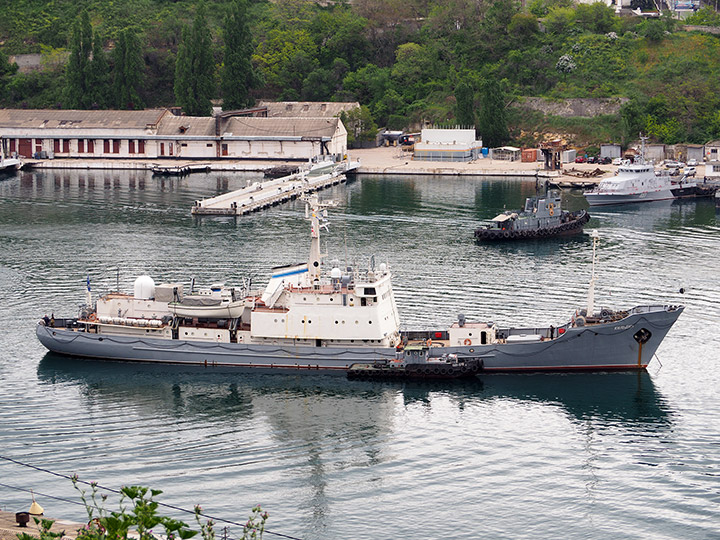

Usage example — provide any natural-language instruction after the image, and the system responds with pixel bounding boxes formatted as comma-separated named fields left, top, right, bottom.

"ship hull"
left=585, top=189, right=674, bottom=206
left=475, top=210, right=590, bottom=242
left=36, top=305, right=683, bottom=374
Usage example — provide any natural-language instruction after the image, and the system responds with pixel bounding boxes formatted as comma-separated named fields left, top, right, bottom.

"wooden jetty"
left=191, top=161, right=358, bottom=216
left=151, top=162, right=212, bottom=176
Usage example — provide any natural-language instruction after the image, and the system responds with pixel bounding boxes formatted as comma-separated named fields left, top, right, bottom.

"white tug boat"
left=585, top=137, right=675, bottom=206
left=37, top=195, right=683, bottom=376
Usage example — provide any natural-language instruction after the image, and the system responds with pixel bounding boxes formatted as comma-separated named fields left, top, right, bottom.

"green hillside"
left=1, top=0, right=720, bottom=147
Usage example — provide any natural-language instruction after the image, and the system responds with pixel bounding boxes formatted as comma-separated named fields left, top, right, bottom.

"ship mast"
left=638, top=133, right=648, bottom=165
left=586, top=229, right=600, bottom=316
left=304, top=193, right=331, bottom=282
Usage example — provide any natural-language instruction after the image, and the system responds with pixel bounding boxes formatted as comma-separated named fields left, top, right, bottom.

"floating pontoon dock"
left=191, top=161, right=359, bottom=216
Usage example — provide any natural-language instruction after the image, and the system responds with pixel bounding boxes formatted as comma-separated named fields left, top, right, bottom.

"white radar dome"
left=378, top=263, right=387, bottom=273
left=134, top=275, right=156, bottom=300
left=330, top=267, right=342, bottom=279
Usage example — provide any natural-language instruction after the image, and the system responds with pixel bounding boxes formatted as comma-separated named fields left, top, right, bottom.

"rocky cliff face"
left=518, top=97, right=629, bottom=118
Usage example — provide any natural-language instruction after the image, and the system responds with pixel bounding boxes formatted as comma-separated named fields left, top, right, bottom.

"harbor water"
left=1, top=169, right=719, bottom=539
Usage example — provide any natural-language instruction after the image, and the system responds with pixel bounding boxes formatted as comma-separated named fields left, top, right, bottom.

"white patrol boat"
left=585, top=137, right=675, bottom=206
left=37, top=196, right=683, bottom=374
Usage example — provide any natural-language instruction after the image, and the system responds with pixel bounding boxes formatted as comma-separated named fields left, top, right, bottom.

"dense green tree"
left=112, top=29, right=144, bottom=110
left=508, top=13, right=539, bottom=45
left=221, top=0, right=257, bottom=110
left=544, top=6, right=577, bottom=35
left=88, top=36, right=111, bottom=108
left=576, top=3, right=618, bottom=34
left=309, top=9, right=370, bottom=70
left=454, top=81, right=475, bottom=128
left=339, top=105, right=378, bottom=146
left=64, top=10, right=93, bottom=108
left=340, top=63, right=391, bottom=109
left=252, top=28, right=318, bottom=98
left=174, top=3, right=215, bottom=116
left=686, top=6, right=720, bottom=26
left=477, top=78, right=508, bottom=148
left=0, top=49, right=19, bottom=101
left=639, top=18, right=667, bottom=42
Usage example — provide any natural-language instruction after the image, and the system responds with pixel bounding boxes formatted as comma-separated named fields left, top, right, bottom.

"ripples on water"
left=1, top=170, right=719, bottom=540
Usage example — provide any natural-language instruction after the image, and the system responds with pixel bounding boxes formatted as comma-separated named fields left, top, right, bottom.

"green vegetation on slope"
left=2, top=0, right=720, bottom=146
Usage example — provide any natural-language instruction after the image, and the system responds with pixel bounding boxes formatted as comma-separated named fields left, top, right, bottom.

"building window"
left=221, top=143, right=228, bottom=156
left=35, top=139, right=42, bottom=153
left=78, top=139, right=85, bottom=153
left=62, top=140, right=70, bottom=153
left=87, top=139, right=94, bottom=153
left=138, top=140, right=145, bottom=153
left=113, top=140, right=120, bottom=153
left=10, top=140, right=16, bottom=153
left=103, top=139, right=110, bottom=153
left=53, top=140, right=60, bottom=154
left=129, top=140, right=136, bottom=154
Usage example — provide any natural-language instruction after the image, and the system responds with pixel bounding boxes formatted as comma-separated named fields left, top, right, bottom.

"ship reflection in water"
left=38, top=353, right=671, bottom=428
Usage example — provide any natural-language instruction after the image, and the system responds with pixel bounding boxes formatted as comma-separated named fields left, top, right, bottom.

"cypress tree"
left=221, top=0, right=256, bottom=110
left=112, top=29, right=144, bottom=110
left=174, top=3, right=215, bottom=116
left=88, top=35, right=110, bottom=108
left=477, top=78, right=509, bottom=148
left=454, top=81, right=475, bottom=128
left=65, top=10, right=93, bottom=109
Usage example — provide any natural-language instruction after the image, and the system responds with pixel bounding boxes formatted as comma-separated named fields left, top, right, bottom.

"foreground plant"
left=18, top=478, right=268, bottom=540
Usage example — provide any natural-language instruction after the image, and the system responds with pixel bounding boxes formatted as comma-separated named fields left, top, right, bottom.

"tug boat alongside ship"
left=474, top=190, right=589, bottom=242
left=37, top=195, right=683, bottom=375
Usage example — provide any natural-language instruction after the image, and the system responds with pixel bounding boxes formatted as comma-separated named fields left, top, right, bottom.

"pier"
left=191, top=161, right=358, bottom=216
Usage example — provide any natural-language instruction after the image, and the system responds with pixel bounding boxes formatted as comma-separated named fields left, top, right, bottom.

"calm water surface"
left=1, top=170, right=719, bottom=539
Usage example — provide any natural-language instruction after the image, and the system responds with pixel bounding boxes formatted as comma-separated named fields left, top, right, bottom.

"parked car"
left=687, top=159, right=698, bottom=166
left=575, top=156, right=586, bottom=163
left=612, top=157, right=623, bottom=166
left=684, top=166, right=696, bottom=177
left=599, top=156, right=612, bottom=164
left=664, top=160, right=681, bottom=168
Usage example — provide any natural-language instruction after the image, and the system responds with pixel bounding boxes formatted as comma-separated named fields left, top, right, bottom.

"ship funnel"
left=458, top=313, right=466, bottom=327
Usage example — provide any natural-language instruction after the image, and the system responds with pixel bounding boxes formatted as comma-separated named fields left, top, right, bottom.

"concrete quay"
left=349, top=146, right=565, bottom=178
left=0, top=511, right=80, bottom=540
left=22, top=147, right=612, bottom=184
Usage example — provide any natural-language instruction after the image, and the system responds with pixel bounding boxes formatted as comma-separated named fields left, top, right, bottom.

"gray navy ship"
left=37, top=195, right=682, bottom=376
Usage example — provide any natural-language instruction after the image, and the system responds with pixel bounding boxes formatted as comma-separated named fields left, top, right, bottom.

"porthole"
left=369, top=321, right=372, bottom=324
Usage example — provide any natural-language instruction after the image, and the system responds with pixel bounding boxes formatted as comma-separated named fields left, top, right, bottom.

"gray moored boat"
left=475, top=190, right=590, bottom=242
left=37, top=196, right=682, bottom=375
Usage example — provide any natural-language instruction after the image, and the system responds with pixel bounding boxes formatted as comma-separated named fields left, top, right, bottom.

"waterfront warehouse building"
left=0, top=108, right=347, bottom=161
left=413, top=128, right=483, bottom=162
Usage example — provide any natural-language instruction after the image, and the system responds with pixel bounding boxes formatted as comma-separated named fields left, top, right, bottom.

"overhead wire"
left=0, top=455, right=304, bottom=540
